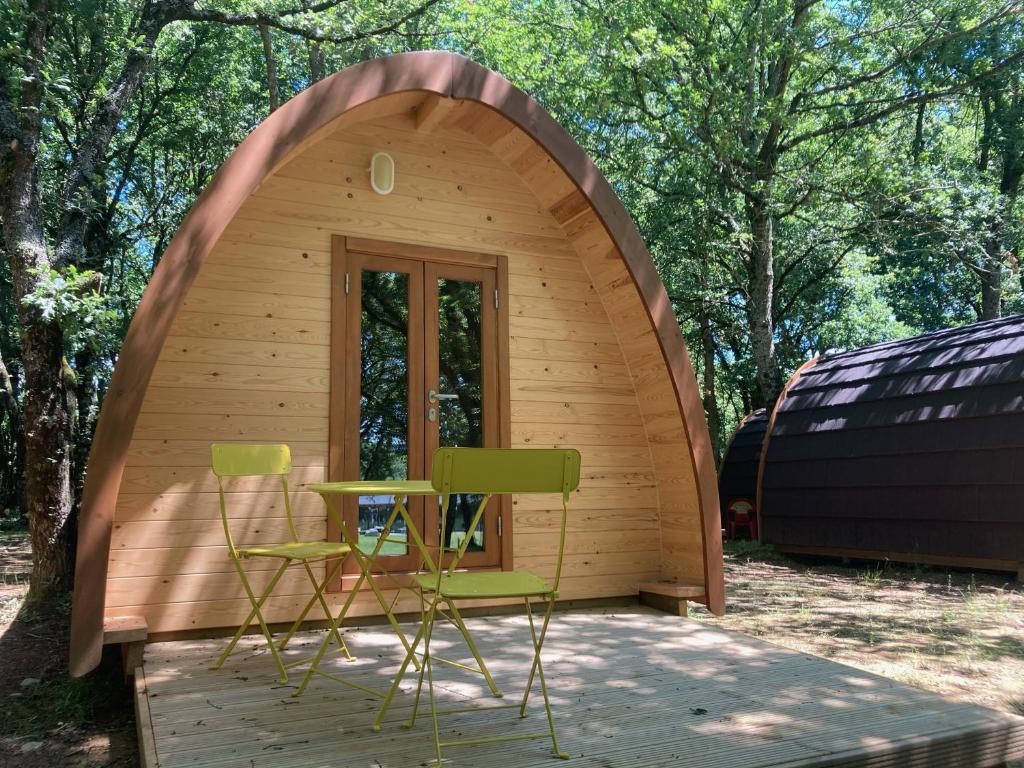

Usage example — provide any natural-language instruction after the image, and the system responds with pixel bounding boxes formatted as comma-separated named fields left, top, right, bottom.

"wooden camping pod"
left=757, top=315, right=1024, bottom=574
left=69, top=51, right=724, bottom=676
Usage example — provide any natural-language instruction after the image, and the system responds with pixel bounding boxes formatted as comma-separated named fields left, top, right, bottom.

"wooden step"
left=638, top=581, right=705, bottom=617
left=103, top=615, right=148, bottom=644
left=104, top=615, right=148, bottom=678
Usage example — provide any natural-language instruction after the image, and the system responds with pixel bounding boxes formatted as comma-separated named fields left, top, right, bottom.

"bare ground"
left=0, top=533, right=137, bottom=768
left=692, top=541, right=1024, bottom=717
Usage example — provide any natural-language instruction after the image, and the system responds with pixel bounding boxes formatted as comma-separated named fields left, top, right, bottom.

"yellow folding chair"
left=209, top=443, right=354, bottom=684
left=375, top=447, right=582, bottom=766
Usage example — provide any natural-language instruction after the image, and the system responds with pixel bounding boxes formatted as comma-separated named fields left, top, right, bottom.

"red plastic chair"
left=726, top=498, right=758, bottom=540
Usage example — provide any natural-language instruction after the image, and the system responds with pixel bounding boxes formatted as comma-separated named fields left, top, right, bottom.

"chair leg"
left=519, top=595, right=567, bottom=759
left=292, top=568, right=368, bottom=697
left=278, top=558, right=352, bottom=661
left=213, top=559, right=291, bottom=684
left=347, top=546, right=420, bottom=671
left=403, top=595, right=439, bottom=732
left=426, top=612, right=444, bottom=768
left=445, top=600, right=503, bottom=698
left=372, top=615, right=427, bottom=732
left=404, top=597, right=443, bottom=768
left=518, top=596, right=548, bottom=715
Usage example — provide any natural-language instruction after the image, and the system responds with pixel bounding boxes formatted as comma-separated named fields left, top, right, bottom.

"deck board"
left=138, top=607, right=1024, bottom=767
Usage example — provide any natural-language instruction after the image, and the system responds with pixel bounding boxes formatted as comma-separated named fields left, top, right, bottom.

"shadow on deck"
left=136, top=607, right=1024, bottom=767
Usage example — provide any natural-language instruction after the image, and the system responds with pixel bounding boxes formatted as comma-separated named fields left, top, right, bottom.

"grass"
left=356, top=530, right=482, bottom=556
left=358, top=532, right=407, bottom=555
left=693, top=540, right=1024, bottom=717
left=4, top=668, right=119, bottom=740
left=1, top=590, right=123, bottom=740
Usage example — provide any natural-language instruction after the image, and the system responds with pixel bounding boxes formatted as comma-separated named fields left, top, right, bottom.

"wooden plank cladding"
left=70, top=53, right=723, bottom=675
left=760, top=315, right=1024, bottom=572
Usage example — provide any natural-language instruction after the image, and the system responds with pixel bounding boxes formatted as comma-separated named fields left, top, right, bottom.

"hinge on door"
left=494, top=288, right=499, bottom=309
left=497, top=515, right=502, bottom=536
left=344, top=272, right=350, bottom=294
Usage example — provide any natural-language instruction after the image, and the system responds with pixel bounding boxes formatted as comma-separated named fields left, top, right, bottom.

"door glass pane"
left=436, top=278, right=485, bottom=553
left=359, top=270, right=409, bottom=556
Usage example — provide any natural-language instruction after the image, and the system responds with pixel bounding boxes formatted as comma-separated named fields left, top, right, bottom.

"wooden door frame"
left=339, top=247, right=426, bottom=574
left=328, top=236, right=512, bottom=589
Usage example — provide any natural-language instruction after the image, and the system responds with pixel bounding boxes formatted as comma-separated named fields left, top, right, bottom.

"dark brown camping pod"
left=758, top=315, right=1024, bottom=576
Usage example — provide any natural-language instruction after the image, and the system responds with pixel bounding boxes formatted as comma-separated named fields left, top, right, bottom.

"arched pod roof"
left=758, top=315, right=1024, bottom=568
left=69, top=51, right=723, bottom=675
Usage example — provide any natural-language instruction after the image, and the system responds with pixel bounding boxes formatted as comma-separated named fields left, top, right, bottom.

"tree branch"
left=177, top=0, right=442, bottom=43
left=782, top=46, right=1024, bottom=151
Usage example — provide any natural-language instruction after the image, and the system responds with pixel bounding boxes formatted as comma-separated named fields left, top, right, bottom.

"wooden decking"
left=137, top=607, right=1024, bottom=767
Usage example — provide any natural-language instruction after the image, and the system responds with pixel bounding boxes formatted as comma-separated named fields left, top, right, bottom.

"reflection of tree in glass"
left=437, top=279, right=484, bottom=551
left=360, top=271, right=408, bottom=530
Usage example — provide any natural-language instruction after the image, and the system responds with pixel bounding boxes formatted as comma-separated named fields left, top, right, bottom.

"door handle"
left=428, top=389, right=459, bottom=404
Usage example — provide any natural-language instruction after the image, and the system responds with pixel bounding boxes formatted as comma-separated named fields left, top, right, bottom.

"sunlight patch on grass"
left=694, top=553, right=1024, bottom=715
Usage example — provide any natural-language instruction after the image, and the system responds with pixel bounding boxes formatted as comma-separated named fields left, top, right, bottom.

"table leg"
left=294, top=495, right=426, bottom=696
left=293, top=567, right=368, bottom=696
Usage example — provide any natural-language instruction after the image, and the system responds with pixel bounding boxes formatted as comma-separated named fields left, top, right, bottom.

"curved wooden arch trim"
left=754, top=358, right=820, bottom=541
left=69, top=51, right=723, bottom=676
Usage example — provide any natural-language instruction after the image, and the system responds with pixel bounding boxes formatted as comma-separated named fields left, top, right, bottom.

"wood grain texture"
left=104, top=103, right=672, bottom=637
left=136, top=608, right=1024, bottom=768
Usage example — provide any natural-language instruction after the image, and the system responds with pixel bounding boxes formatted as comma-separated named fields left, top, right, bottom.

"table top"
left=307, top=480, right=438, bottom=496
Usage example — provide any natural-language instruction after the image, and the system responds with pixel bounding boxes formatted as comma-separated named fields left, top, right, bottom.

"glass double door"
left=337, top=243, right=502, bottom=572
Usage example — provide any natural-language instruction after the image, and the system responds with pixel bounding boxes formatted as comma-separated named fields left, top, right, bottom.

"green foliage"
left=457, top=0, right=1023, bottom=447
left=808, top=252, right=916, bottom=355
left=21, top=266, right=115, bottom=348
left=2, top=0, right=1023, bottom=527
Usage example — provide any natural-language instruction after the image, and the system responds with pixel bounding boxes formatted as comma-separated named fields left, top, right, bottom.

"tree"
left=455, top=0, right=1023, bottom=449
left=560, top=0, right=1024, bottom=402
left=0, top=0, right=444, bottom=595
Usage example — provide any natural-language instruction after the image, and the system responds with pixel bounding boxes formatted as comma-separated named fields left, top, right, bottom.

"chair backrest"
left=430, top=448, right=581, bottom=589
left=211, top=443, right=292, bottom=477
left=727, top=497, right=754, bottom=520
left=430, top=448, right=581, bottom=498
left=210, top=444, right=295, bottom=556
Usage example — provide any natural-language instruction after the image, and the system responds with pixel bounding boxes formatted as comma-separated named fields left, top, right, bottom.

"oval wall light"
left=370, top=152, right=395, bottom=195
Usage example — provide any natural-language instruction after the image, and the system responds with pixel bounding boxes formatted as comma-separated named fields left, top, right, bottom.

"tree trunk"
left=746, top=197, right=783, bottom=405
left=308, top=40, right=326, bottom=83
left=259, top=25, right=280, bottom=112
left=912, top=102, right=926, bottom=160
left=20, top=312, right=74, bottom=594
left=978, top=131, right=1022, bottom=320
left=698, top=308, right=722, bottom=465
left=2, top=0, right=75, bottom=595
left=978, top=256, right=1002, bottom=320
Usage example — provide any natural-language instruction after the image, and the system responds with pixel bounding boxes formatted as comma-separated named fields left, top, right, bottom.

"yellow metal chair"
left=209, top=443, right=353, bottom=684
left=375, top=447, right=582, bottom=766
